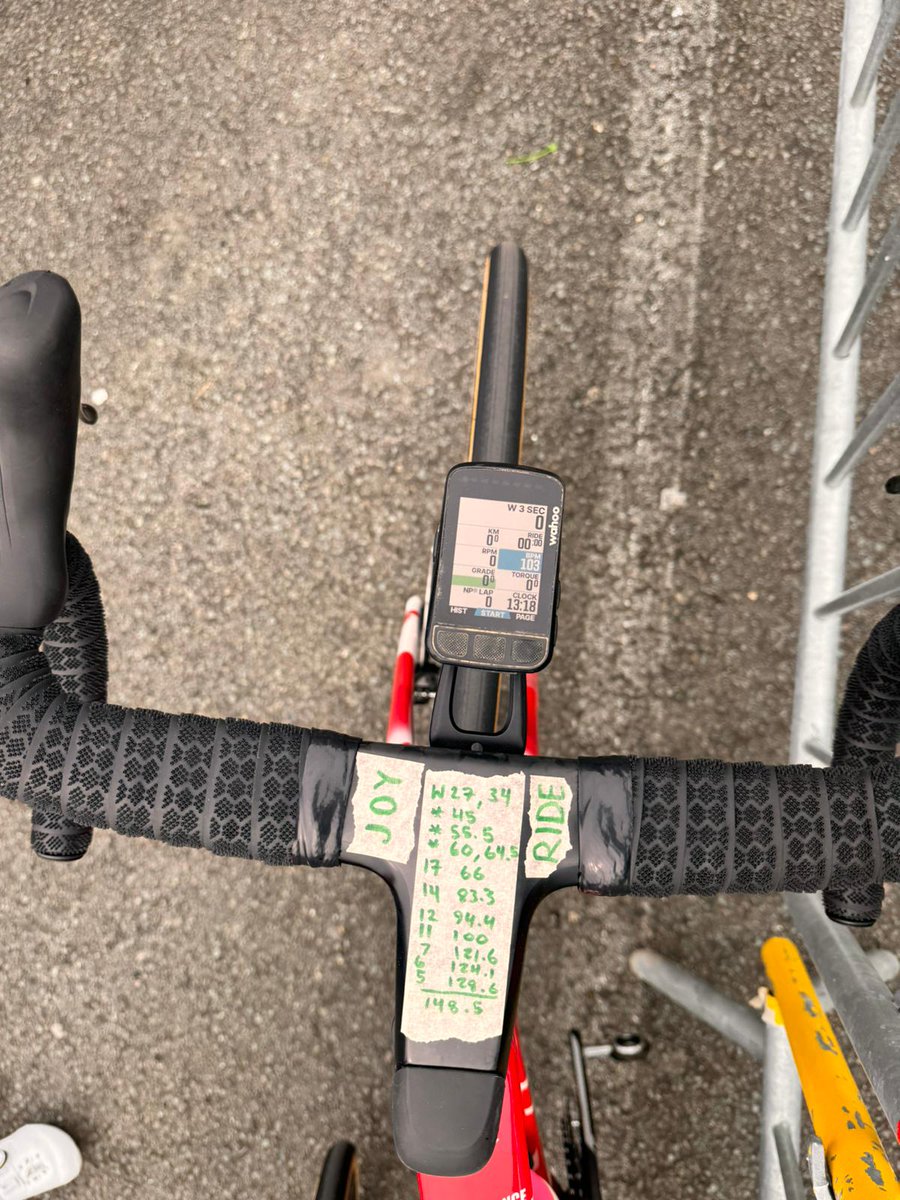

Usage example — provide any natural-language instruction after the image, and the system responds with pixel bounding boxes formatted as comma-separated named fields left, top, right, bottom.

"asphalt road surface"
left=2, top=1, right=899, bottom=1197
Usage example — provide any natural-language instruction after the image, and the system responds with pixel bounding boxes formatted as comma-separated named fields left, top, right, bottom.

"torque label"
left=346, top=752, right=423, bottom=864
left=401, top=769, right=526, bottom=1044
left=524, top=775, right=573, bottom=878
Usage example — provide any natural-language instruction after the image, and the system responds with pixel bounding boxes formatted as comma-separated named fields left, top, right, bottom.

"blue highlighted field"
left=475, top=609, right=511, bottom=620
left=497, top=549, right=542, bottom=572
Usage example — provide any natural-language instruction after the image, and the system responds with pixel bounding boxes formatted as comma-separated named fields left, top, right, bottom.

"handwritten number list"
left=401, top=769, right=526, bottom=1044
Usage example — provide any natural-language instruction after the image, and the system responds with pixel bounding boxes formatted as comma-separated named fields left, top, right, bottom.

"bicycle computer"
left=427, top=463, right=564, bottom=673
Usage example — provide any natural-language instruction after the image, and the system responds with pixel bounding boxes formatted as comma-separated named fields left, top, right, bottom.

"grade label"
left=400, top=768, right=526, bottom=1044
left=346, top=752, right=424, bottom=865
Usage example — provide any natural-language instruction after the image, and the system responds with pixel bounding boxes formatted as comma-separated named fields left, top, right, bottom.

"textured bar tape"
left=0, top=630, right=354, bottom=868
left=824, top=602, right=900, bottom=925
left=627, top=756, right=900, bottom=896
left=29, top=534, right=107, bottom=860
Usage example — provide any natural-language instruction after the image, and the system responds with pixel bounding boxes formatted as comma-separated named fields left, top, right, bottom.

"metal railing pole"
left=789, top=0, right=880, bottom=764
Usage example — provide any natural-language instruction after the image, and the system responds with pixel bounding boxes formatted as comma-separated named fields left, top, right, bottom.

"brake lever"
left=0, top=271, right=93, bottom=863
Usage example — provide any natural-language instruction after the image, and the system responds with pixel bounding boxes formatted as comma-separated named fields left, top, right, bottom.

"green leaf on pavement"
left=506, top=142, right=559, bottom=166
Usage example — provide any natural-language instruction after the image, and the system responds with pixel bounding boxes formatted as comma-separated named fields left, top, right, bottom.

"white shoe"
left=0, top=1125, right=81, bottom=1199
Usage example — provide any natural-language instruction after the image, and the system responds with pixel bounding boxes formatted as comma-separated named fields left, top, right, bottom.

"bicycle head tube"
left=0, top=271, right=81, bottom=631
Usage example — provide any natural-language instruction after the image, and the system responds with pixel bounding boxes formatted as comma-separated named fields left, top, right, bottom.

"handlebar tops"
left=1, top=270, right=899, bottom=1177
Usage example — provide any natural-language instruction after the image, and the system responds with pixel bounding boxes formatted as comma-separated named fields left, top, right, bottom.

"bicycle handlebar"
left=3, top=593, right=897, bottom=891
left=3, top=270, right=898, bottom=1178
left=5, top=545, right=900, bottom=1175
left=2, top=275, right=887, bottom=901
left=4, top=555, right=900, bottom=1175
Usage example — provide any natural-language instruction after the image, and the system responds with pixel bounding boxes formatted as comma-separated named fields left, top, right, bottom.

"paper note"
left=525, top=775, right=574, bottom=878
left=347, top=752, right=424, bottom=865
left=401, top=769, right=526, bottom=1044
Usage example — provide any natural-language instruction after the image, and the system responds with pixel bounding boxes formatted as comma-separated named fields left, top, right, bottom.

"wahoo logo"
left=548, top=506, right=561, bottom=547
left=501, top=1191, right=528, bottom=1200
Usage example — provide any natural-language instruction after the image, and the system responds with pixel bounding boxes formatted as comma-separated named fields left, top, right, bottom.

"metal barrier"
left=788, top=0, right=900, bottom=1191
left=632, top=4, right=900, bottom=1197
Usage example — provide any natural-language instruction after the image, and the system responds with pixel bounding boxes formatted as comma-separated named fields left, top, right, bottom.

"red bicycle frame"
left=387, top=599, right=553, bottom=1200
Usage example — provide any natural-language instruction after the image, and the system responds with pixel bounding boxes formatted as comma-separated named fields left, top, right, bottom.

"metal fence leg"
left=773, top=1123, right=807, bottom=1200
left=850, top=0, right=900, bottom=106
left=759, top=999, right=802, bottom=1200
left=824, top=369, right=900, bottom=485
left=843, top=91, right=900, bottom=232
left=629, top=949, right=764, bottom=1060
left=834, top=208, right=900, bottom=357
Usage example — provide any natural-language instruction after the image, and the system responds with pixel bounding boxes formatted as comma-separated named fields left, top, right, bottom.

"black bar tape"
left=107, top=709, right=136, bottom=831
left=249, top=722, right=270, bottom=861
left=0, top=629, right=357, bottom=868
left=833, top=604, right=900, bottom=764
left=671, top=759, right=688, bottom=896
left=153, top=716, right=180, bottom=841
left=202, top=721, right=226, bottom=852
left=576, top=757, right=633, bottom=895
left=865, top=770, right=884, bottom=884
left=824, top=602, right=900, bottom=925
left=42, top=535, right=109, bottom=701
left=814, top=768, right=833, bottom=892
left=60, top=702, right=91, bottom=821
left=31, top=533, right=108, bottom=861
left=17, top=693, right=66, bottom=802
left=627, top=756, right=900, bottom=897
left=769, top=767, right=785, bottom=894
left=292, top=729, right=360, bottom=866
left=722, top=761, right=735, bottom=893
left=633, top=756, right=644, bottom=877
